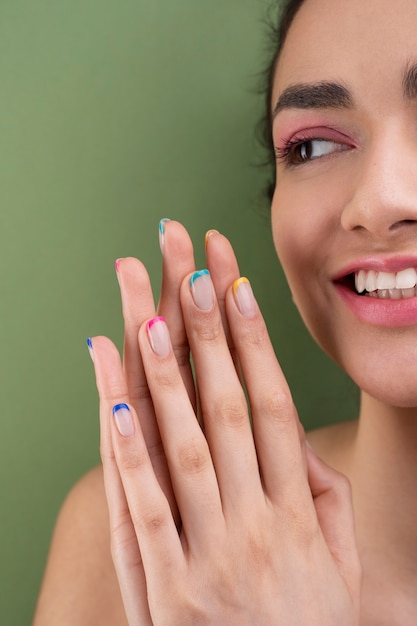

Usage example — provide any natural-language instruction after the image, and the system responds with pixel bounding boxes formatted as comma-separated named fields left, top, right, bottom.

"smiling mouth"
left=347, top=267, right=417, bottom=299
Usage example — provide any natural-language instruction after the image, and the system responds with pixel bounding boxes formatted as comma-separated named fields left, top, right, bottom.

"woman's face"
left=271, top=0, right=417, bottom=406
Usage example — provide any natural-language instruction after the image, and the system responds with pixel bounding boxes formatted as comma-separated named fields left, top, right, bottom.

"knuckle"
left=134, top=507, right=169, bottom=536
left=193, top=316, right=223, bottom=343
left=246, top=528, right=273, bottom=572
left=99, top=441, right=116, bottom=464
left=211, top=394, right=248, bottom=428
left=177, top=439, right=211, bottom=475
left=257, top=390, right=295, bottom=424
left=110, top=517, right=144, bottom=565
left=239, top=319, right=269, bottom=348
left=151, top=364, right=180, bottom=390
left=334, top=471, right=353, bottom=499
left=280, top=500, right=318, bottom=544
left=119, top=448, right=148, bottom=472
left=100, top=380, right=127, bottom=404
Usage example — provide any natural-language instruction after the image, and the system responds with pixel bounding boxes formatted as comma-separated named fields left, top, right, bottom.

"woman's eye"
left=299, top=140, right=337, bottom=161
left=276, top=138, right=347, bottom=166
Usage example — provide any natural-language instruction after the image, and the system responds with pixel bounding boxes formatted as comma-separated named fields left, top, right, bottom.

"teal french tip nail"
left=159, top=217, right=171, bottom=234
left=158, top=218, right=171, bottom=252
left=190, top=269, right=210, bottom=286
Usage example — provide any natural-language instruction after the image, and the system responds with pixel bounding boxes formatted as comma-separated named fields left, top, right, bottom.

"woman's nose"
left=340, top=127, right=417, bottom=238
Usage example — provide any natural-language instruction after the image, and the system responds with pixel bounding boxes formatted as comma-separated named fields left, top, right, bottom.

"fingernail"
left=147, top=316, right=170, bottom=357
left=86, top=337, right=94, bottom=362
left=204, top=229, right=219, bottom=248
left=158, top=218, right=171, bottom=253
left=115, top=258, right=123, bottom=285
left=112, top=403, right=135, bottom=437
left=233, top=277, right=256, bottom=318
left=190, top=270, right=213, bottom=311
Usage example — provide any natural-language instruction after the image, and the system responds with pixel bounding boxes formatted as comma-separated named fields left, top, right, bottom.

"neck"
left=351, top=393, right=417, bottom=579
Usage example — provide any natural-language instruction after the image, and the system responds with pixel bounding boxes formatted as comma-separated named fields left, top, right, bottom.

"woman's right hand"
left=92, top=224, right=362, bottom=624
left=98, top=220, right=240, bottom=622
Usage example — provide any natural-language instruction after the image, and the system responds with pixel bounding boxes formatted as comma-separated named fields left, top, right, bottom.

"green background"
left=0, top=1, right=357, bottom=623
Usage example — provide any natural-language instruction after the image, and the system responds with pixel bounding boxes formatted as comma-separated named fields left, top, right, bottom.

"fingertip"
left=161, top=220, right=194, bottom=260
left=204, top=229, right=220, bottom=249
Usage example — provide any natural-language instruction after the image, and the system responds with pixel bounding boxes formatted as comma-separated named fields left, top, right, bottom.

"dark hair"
left=262, top=0, right=306, bottom=200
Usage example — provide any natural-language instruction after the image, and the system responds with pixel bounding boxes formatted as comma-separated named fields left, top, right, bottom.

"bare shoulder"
left=33, top=465, right=128, bottom=626
left=306, top=419, right=358, bottom=473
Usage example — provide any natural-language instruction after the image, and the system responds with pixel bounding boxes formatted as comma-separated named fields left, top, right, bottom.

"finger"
left=89, top=336, right=153, bottom=625
left=157, top=220, right=196, bottom=406
left=225, top=277, right=311, bottom=506
left=306, top=445, right=362, bottom=598
left=116, top=258, right=176, bottom=513
left=205, top=229, right=240, bottom=348
left=138, top=316, right=224, bottom=544
left=179, top=270, right=264, bottom=512
left=116, top=257, right=156, bottom=426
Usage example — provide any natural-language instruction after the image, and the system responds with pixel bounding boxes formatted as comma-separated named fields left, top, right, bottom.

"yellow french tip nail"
left=205, top=229, right=219, bottom=248
left=232, top=277, right=250, bottom=294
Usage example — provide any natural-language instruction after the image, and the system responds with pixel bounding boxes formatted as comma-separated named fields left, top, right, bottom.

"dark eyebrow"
left=272, top=81, right=353, bottom=119
left=403, top=62, right=417, bottom=99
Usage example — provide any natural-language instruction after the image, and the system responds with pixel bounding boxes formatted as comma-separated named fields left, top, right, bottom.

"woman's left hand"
left=90, top=233, right=361, bottom=625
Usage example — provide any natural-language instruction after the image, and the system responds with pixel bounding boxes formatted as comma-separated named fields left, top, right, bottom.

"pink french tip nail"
left=115, top=258, right=123, bottom=272
left=147, top=316, right=170, bottom=357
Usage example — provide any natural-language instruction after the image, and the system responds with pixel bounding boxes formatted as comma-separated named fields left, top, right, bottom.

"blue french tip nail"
left=86, top=337, right=94, bottom=362
left=190, top=269, right=210, bottom=286
left=112, top=403, right=130, bottom=414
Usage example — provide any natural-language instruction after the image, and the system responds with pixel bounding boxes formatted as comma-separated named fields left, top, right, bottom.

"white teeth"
left=365, top=270, right=377, bottom=292
left=375, top=272, right=396, bottom=290
left=355, top=269, right=366, bottom=293
left=395, top=268, right=417, bottom=289
left=354, top=267, right=417, bottom=298
left=389, top=288, right=402, bottom=299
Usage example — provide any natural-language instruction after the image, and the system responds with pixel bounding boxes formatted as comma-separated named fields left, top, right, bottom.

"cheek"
left=271, top=186, right=325, bottom=295
left=271, top=183, right=342, bottom=352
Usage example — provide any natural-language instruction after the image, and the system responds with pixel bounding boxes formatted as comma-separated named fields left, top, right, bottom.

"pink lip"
left=333, top=255, right=417, bottom=327
left=333, top=255, right=417, bottom=280
left=335, top=284, right=417, bottom=326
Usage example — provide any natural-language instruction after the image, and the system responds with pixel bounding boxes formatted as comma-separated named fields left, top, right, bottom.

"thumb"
left=306, top=444, right=362, bottom=597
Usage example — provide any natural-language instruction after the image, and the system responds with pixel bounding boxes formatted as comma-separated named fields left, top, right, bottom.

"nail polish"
left=86, top=337, right=94, bottom=362
left=158, top=218, right=171, bottom=253
left=190, top=269, right=213, bottom=311
left=233, top=277, right=256, bottom=318
left=204, top=229, right=219, bottom=248
left=147, top=316, right=170, bottom=357
left=112, top=403, right=135, bottom=437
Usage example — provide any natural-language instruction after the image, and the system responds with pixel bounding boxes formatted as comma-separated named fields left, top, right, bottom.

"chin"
left=359, top=382, right=417, bottom=409
left=337, top=350, right=417, bottom=409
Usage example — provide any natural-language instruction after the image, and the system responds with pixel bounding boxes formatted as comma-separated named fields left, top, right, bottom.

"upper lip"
left=333, top=255, right=417, bottom=281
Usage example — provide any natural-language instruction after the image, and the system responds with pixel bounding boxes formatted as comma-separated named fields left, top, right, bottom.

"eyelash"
left=275, top=136, right=346, bottom=167
left=274, top=137, right=322, bottom=166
